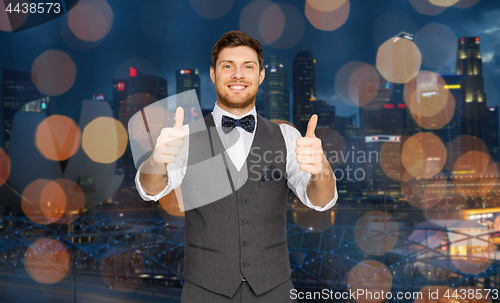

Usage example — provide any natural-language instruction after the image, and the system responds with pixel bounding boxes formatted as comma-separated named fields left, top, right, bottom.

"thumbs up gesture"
left=152, top=107, right=186, bottom=167
left=296, top=114, right=327, bottom=175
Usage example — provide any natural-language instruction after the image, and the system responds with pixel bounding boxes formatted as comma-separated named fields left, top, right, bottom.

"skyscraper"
left=456, top=37, right=487, bottom=142
left=176, top=68, right=200, bottom=102
left=293, top=51, right=316, bottom=134
left=2, top=69, right=41, bottom=151
left=264, top=56, right=289, bottom=122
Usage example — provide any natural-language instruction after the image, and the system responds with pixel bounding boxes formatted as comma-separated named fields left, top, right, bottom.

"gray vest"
left=181, top=114, right=291, bottom=297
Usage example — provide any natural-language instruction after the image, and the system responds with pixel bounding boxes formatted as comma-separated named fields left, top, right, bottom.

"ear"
left=210, top=66, right=216, bottom=85
left=259, top=67, right=265, bottom=85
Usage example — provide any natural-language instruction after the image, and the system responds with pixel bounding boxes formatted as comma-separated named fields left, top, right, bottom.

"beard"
left=216, top=83, right=258, bottom=109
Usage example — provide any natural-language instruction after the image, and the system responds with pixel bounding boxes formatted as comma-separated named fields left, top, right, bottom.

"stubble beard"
left=216, top=85, right=258, bottom=109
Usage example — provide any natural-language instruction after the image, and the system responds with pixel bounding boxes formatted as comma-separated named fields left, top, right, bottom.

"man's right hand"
left=152, top=107, right=186, bottom=167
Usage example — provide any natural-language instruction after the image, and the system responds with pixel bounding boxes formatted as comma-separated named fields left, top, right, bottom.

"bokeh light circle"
left=348, top=64, right=380, bottom=108
left=453, top=0, right=480, bottom=8
left=100, top=247, right=145, bottom=292
left=0, top=148, right=10, bottom=186
left=259, top=4, right=285, bottom=45
left=335, top=61, right=367, bottom=107
left=267, top=4, right=305, bottom=49
left=347, top=260, right=392, bottom=303
left=31, top=50, right=76, bottom=96
left=355, top=211, right=399, bottom=255
left=25, top=239, right=70, bottom=284
left=403, top=71, right=453, bottom=118
left=451, top=236, right=495, bottom=275
left=240, top=0, right=275, bottom=44
left=40, top=181, right=67, bottom=223
left=415, top=23, right=457, bottom=68
left=372, top=10, right=417, bottom=47
left=307, top=0, right=347, bottom=12
left=409, top=0, right=447, bottom=15
left=158, top=187, right=185, bottom=217
left=130, top=105, right=172, bottom=151
left=452, top=152, right=496, bottom=197
left=401, top=172, right=447, bottom=209
left=36, top=115, right=81, bottom=161
left=402, top=133, right=446, bottom=178
left=82, top=117, right=128, bottom=163
left=68, top=0, right=113, bottom=42
left=305, top=0, right=350, bottom=31
left=446, top=135, right=489, bottom=173
left=429, top=0, right=460, bottom=6
left=379, top=140, right=408, bottom=181
left=22, top=179, right=53, bottom=225
left=53, top=179, right=85, bottom=224
left=189, top=0, right=233, bottom=19
left=376, top=37, right=422, bottom=83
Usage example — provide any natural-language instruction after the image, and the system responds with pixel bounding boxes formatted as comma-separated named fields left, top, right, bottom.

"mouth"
left=227, top=84, right=248, bottom=91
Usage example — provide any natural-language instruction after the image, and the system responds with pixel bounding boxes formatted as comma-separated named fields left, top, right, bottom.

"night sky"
left=1, top=0, right=500, bottom=147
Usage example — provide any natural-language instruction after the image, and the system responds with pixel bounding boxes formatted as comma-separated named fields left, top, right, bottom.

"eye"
left=223, top=64, right=231, bottom=69
left=245, top=65, right=253, bottom=69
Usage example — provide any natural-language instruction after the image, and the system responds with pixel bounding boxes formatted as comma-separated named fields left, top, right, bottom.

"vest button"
left=238, top=178, right=243, bottom=183
left=242, top=241, right=249, bottom=247
left=242, top=262, right=250, bottom=268
left=240, top=219, right=247, bottom=225
left=239, top=198, right=246, bottom=204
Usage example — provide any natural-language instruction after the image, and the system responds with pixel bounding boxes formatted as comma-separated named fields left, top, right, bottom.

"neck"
left=216, top=101, right=255, bottom=116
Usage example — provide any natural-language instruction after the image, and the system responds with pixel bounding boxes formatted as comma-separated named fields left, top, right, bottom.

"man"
left=136, top=31, right=337, bottom=302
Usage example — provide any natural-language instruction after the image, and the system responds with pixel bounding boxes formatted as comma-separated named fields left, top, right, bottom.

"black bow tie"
left=221, top=115, right=256, bottom=134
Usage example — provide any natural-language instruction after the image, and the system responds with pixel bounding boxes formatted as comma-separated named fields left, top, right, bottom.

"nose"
left=232, top=66, right=245, bottom=80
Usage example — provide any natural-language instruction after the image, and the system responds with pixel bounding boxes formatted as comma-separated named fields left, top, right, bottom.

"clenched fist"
left=295, top=114, right=327, bottom=176
left=152, top=107, right=186, bottom=167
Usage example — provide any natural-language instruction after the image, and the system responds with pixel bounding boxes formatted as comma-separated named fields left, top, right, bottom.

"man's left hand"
left=296, top=114, right=327, bottom=176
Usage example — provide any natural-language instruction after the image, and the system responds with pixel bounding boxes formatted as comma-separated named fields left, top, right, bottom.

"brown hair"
left=211, top=31, right=264, bottom=72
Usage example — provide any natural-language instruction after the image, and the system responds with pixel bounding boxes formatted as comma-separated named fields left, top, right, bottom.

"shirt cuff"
left=135, top=162, right=174, bottom=202
left=301, top=175, right=338, bottom=212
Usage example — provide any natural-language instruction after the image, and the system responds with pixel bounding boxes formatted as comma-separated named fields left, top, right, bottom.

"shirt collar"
left=212, top=102, right=257, bottom=128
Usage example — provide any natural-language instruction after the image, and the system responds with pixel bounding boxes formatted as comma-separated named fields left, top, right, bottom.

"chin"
left=217, top=90, right=257, bottom=109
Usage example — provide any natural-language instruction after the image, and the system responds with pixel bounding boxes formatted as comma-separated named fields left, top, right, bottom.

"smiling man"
left=136, top=31, right=338, bottom=303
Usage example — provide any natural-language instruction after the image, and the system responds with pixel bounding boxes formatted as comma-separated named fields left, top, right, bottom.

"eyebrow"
left=218, top=60, right=257, bottom=66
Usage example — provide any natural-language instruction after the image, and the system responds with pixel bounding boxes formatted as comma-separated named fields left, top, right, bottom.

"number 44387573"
left=5, top=2, right=61, bottom=14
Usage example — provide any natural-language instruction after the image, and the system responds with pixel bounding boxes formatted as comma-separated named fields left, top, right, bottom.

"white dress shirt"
left=135, top=103, right=338, bottom=211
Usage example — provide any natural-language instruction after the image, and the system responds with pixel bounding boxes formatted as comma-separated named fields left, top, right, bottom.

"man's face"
left=210, top=46, right=265, bottom=111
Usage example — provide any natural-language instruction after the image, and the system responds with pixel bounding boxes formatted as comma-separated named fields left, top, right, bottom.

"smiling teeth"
left=230, top=85, right=246, bottom=89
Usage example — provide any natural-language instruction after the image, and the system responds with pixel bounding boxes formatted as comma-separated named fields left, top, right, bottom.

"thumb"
left=174, top=107, right=184, bottom=129
left=305, top=114, right=318, bottom=138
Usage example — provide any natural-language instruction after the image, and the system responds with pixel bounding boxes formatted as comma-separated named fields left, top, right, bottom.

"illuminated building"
left=293, top=51, right=316, bottom=134
left=176, top=68, right=200, bottom=102
left=264, top=56, right=289, bottom=122
left=359, top=82, right=408, bottom=136
left=19, top=96, right=50, bottom=114
left=2, top=69, right=41, bottom=152
left=456, top=37, right=487, bottom=142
